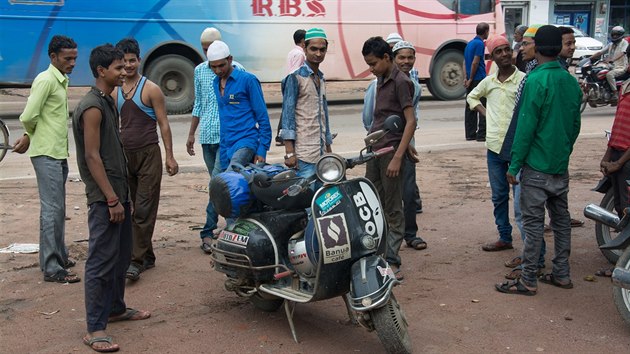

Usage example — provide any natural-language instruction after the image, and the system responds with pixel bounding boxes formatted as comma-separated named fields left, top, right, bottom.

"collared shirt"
left=20, top=64, right=69, bottom=159
left=609, top=81, right=630, bottom=151
left=508, top=61, right=582, bottom=175
left=370, top=65, right=413, bottom=151
left=192, top=61, right=245, bottom=145
left=286, top=45, right=306, bottom=74
left=279, top=63, right=332, bottom=163
left=467, top=67, right=525, bottom=153
left=213, top=69, right=272, bottom=169
left=464, top=36, right=486, bottom=81
left=604, top=40, right=629, bottom=70
left=362, top=76, right=421, bottom=132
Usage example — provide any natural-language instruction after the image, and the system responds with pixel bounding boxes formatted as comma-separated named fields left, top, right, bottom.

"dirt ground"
left=1, top=136, right=630, bottom=353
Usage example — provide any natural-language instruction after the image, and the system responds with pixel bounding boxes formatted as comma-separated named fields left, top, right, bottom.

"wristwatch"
left=284, top=152, right=295, bottom=159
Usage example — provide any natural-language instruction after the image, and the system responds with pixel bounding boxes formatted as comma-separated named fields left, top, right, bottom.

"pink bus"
left=0, top=0, right=504, bottom=113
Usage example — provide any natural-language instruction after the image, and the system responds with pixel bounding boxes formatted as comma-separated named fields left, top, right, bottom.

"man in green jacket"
left=496, top=25, right=581, bottom=296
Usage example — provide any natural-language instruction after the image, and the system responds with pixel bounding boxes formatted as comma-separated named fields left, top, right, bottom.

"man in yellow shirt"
left=467, top=36, right=525, bottom=253
left=13, top=35, right=80, bottom=284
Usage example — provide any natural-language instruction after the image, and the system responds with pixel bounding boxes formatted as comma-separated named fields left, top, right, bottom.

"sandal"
left=504, top=256, right=522, bottom=268
left=570, top=218, right=584, bottom=227
left=200, top=238, right=213, bottom=254
left=44, top=269, right=81, bottom=283
left=505, top=266, right=544, bottom=280
left=406, top=237, right=427, bottom=250
left=595, top=267, right=614, bottom=277
left=108, top=307, right=151, bottom=322
left=538, top=273, right=573, bottom=289
left=495, top=279, right=537, bottom=296
left=63, top=258, right=76, bottom=268
left=390, top=265, right=404, bottom=281
left=125, top=263, right=143, bottom=281
left=83, top=335, right=120, bottom=353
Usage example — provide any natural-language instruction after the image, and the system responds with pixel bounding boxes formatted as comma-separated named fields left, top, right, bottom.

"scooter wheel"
left=250, top=293, right=284, bottom=312
left=613, top=248, right=630, bottom=327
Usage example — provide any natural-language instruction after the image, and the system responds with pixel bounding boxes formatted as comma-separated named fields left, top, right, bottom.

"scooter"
left=209, top=116, right=412, bottom=353
left=576, top=58, right=629, bottom=113
left=584, top=176, right=630, bottom=327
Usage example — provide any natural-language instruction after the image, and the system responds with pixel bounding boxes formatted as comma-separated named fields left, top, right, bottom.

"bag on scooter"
left=209, top=163, right=289, bottom=218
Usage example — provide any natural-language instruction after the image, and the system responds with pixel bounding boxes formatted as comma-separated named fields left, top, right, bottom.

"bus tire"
left=428, top=49, right=466, bottom=101
left=144, top=54, right=195, bottom=115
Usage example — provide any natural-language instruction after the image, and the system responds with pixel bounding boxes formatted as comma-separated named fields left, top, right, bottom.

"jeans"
left=126, top=144, right=162, bottom=267
left=201, top=147, right=255, bottom=238
left=200, top=144, right=221, bottom=240
left=366, top=153, right=404, bottom=266
left=84, top=202, right=132, bottom=333
left=402, top=155, right=421, bottom=242
left=465, top=80, right=486, bottom=140
left=31, top=156, right=69, bottom=277
left=519, top=166, right=571, bottom=287
left=487, top=150, right=523, bottom=243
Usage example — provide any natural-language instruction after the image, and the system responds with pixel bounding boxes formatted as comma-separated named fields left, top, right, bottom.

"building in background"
left=502, top=1, right=629, bottom=47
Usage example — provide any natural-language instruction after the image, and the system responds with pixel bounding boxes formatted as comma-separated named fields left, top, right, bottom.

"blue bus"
left=0, top=0, right=503, bottom=113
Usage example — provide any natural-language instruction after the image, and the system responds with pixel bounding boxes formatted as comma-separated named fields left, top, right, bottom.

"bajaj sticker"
left=317, top=213, right=351, bottom=264
left=220, top=230, right=250, bottom=246
left=315, top=186, right=342, bottom=216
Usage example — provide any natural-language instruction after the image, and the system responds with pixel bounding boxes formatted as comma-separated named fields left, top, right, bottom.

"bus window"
left=459, top=0, right=493, bottom=15
left=437, top=0, right=456, bottom=11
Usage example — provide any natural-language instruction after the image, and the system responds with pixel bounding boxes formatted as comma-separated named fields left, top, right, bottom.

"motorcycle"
left=576, top=58, right=629, bottom=113
left=209, top=115, right=412, bottom=353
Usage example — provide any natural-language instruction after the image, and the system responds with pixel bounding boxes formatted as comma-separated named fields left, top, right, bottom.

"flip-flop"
left=406, top=237, right=427, bottom=250
left=595, top=267, right=614, bottom=277
left=495, top=279, right=537, bottom=296
left=83, top=335, right=120, bottom=353
left=538, top=273, right=573, bottom=289
left=108, top=308, right=151, bottom=322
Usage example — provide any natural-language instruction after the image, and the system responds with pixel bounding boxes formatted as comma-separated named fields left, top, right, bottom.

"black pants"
left=402, top=155, right=422, bottom=242
left=465, top=80, right=486, bottom=140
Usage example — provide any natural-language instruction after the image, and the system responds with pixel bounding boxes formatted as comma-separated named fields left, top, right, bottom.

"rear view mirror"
left=383, top=115, right=403, bottom=133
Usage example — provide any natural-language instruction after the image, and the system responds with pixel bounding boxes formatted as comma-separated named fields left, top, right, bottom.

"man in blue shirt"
left=464, top=22, right=489, bottom=142
left=207, top=40, right=272, bottom=169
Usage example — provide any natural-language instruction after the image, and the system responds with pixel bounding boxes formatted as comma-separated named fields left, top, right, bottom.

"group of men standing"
left=465, top=23, right=590, bottom=295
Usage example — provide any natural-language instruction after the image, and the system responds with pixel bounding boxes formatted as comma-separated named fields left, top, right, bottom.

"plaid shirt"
left=610, top=83, right=630, bottom=151
left=192, top=62, right=220, bottom=145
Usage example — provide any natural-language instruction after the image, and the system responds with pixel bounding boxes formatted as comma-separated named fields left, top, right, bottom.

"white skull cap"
left=200, top=27, right=221, bottom=43
left=207, top=40, right=230, bottom=61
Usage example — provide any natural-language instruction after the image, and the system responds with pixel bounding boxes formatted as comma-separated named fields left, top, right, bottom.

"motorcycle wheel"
left=613, top=247, right=630, bottom=327
left=250, top=292, right=284, bottom=312
left=595, top=189, right=622, bottom=264
left=370, top=294, right=412, bottom=354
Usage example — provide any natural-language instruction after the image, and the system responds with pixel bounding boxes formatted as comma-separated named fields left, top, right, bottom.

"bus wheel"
left=427, top=49, right=466, bottom=101
left=145, top=54, right=195, bottom=115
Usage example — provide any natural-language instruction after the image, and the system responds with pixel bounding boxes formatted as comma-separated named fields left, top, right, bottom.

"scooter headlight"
left=316, top=154, right=346, bottom=184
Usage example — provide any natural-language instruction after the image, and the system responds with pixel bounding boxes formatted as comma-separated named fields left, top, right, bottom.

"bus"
left=0, top=0, right=504, bottom=114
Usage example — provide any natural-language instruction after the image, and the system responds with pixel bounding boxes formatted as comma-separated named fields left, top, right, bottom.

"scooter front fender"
left=347, top=255, right=399, bottom=311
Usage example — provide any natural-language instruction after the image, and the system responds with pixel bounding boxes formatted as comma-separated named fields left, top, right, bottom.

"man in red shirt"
left=601, top=80, right=630, bottom=217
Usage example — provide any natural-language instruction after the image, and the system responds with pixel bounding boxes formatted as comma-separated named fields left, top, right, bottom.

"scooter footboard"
left=348, top=255, right=399, bottom=311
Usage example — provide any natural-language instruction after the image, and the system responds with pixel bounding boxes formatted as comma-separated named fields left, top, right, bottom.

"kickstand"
left=343, top=294, right=358, bottom=325
left=284, top=300, right=299, bottom=343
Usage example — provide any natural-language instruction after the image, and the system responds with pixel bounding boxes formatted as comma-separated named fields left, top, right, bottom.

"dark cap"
left=534, top=25, right=562, bottom=57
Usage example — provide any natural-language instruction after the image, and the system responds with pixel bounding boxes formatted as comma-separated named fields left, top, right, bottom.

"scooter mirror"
left=383, top=115, right=403, bottom=133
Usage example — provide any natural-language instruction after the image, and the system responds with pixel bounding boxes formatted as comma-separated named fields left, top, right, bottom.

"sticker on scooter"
left=353, top=182, right=385, bottom=240
left=220, top=230, right=250, bottom=246
left=317, top=213, right=351, bottom=264
left=377, top=265, right=396, bottom=280
left=316, top=186, right=342, bottom=216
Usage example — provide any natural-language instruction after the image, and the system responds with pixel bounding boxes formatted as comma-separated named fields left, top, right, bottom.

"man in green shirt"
left=496, top=25, right=581, bottom=296
left=13, top=35, right=80, bottom=284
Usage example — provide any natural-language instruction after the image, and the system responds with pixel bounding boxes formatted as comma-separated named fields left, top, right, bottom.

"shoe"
left=416, top=206, right=423, bottom=214
left=481, top=240, right=513, bottom=252
left=125, top=263, right=143, bottom=281
left=476, top=137, right=486, bottom=142
left=143, top=260, right=155, bottom=270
